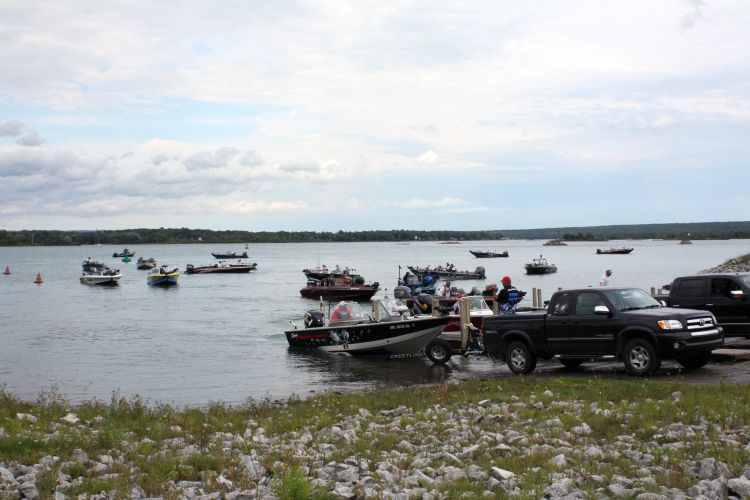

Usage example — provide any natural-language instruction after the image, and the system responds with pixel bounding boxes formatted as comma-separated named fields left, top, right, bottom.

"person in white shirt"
left=599, top=269, right=614, bottom=287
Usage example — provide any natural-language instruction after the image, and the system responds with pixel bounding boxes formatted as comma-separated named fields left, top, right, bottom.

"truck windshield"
left=603, top=288, right=662, bottom=312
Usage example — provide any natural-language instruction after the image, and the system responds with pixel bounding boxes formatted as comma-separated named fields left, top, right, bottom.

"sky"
left=0, top=0, right=748, bottom=232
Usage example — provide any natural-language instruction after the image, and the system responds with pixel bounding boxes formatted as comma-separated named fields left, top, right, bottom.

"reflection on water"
left=1, top=239, right=748, bottom=405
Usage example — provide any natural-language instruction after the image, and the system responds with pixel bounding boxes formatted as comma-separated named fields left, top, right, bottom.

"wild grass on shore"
left=1, top=377, right=749, bottom=498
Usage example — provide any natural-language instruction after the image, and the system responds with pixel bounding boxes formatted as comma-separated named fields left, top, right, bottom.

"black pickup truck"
left=481, top=287, right=723, bottom=376
left=654, top=273, right=750, bottom=338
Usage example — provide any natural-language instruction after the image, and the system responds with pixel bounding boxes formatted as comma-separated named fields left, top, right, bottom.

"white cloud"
left=0, top=120, right=25, bottom=137
left=0, top=1, right=748, bottom=229
left=418, top=149, right=438, bottom=164
left=18, top=131, right=45, bottom=147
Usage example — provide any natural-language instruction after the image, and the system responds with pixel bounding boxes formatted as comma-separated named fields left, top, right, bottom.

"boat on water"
left=407, top=265, right=486, bottom=280
left=80, top=262, right=122, bottom=286
left=185, top=261, right=258, bottom=274
left=211, top=251, right=248, bottom=259
left=398, top=271, right=439, bottom=296
left=136, top=257, right=157, bottom=270
left=469, top=250, right=509, bottom=258
left=300, top=274, right=380, bottom=301
left=285, top=297, right=450, bottom=357
left=679, top=239, right=693, bottom=245
left=112, top=249, right=135, bottom=258
left=524, top=255, right=558, bottom=275
left=596, top=247, right=634, bottom=255
left=82, top=258, right=107, bottom=273
left=147, top=266, right=180, bottom=286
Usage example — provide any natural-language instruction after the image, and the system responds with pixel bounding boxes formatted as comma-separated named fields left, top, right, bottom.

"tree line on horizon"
left=1, top=221, right=749, bottom=246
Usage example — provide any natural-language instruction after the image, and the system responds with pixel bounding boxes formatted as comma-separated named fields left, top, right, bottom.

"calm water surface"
left=1, top=239, right=748, bottom=405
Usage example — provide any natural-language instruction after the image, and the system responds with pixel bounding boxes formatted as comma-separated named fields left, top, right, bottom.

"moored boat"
left=300, top=277, right=380, bottom=301
left=80, top=267, right=122, bottom=286
left=185, top=261, right=258, bottom=274
left=285, top=298, right=450, bottom=356
left=524, top=255, right=558, bottom=275
left=407, top=265, right=486, bottom=280
left=596, top=247, right=634, bottom=255
left=211, top=251, right=248, bottom=259
left=112, top=249, right=135, bottom=258
left=147, top=266, right=180, bottom=286
left=82, top=258, right=107, bottom=273
left=469, top=250, right=509, bottom=258
left=136, top=257, right=157, bottom=270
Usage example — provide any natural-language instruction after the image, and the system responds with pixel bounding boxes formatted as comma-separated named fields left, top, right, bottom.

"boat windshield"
left=330, top=301, right=366, bottom=323
left=465, top=296, right=492, bottom=313
left=373, top=298, right=409, bottom=321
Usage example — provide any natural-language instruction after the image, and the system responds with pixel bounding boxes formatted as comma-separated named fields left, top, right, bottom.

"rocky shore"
left=2, top=378, right=750, bottom=499
left=700, top=252, right=750, bottom=273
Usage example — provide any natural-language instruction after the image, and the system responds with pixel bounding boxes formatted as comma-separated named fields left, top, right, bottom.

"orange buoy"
left=34, top=273, right=43, bottom=284
left=3, top=266, right=9, bottom=275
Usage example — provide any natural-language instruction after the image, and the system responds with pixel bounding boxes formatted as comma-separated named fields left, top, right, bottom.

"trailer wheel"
left=506, top=341, right=537, bottom=374
left=426, top=339, right=453, bottom=364
left=559, top=358, right=584, bottom=369
left=677, top=351, right=711, bottom=370
left=623, top=338, right=661, bottom=376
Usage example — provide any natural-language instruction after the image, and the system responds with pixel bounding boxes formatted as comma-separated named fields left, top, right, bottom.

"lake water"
left=1, top=239, right=748, bottom=406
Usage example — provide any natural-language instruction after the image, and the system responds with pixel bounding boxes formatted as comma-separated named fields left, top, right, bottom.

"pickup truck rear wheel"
left=506, top=341, right=537, bottom=374
left=426, top=339, right=453, bottom=364
left=677, top=351, right=711, bottom=370
left=623, top=338, right=661, bottom=376
left=559, top=358, right=584, bottom=369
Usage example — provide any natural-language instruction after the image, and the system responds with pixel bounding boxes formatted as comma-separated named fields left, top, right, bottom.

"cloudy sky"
left=1, top=0, right=748, bottom=232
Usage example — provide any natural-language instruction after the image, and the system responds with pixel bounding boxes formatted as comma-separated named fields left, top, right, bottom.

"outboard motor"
left=469, top=286, right=481, bottom=296
left=185, top=264, right=194, bottom=273
left=414, top=293, right=433, bottom=314
left=393, top=286, right=412, bottom=300
left=303, top=310, right=324, bottom=328
left=475, top=266, right=486, bottom=279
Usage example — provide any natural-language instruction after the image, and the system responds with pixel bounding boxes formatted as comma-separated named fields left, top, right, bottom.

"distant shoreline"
left=2, top=221, right=750, bottom=246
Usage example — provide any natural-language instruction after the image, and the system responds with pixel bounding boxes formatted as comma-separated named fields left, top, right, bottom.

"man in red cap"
left=497, top=276, right=521, bottom=314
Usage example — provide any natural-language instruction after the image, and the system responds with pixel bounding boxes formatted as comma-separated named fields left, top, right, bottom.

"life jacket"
left=499, top=286, right=520, bottom=314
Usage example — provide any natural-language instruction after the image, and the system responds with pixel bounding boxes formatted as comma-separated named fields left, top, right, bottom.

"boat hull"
left=186, top=263, right=257, bottom=274
left=469, top=251, right=509, bottom=258
left=524, top=265, right=557, bottom=275
left=285, top=316, right=450, bottom=355
left=80, top=274, right=122, bottom=286
left=407, top=266, right=486, bottom=280
left=211, top=252, right=248, bottom=259
left=300, top=286, right=378, bottom=301
left=147, top=272, right=180, bottom=286
left=596, top=248, right=634, bottom=255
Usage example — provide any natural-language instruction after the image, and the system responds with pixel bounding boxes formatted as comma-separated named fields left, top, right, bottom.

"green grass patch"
left=1, top=377, right=749, bottom=497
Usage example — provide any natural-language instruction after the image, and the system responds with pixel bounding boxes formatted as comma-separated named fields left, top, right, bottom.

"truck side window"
left=551, top=292, right=574, bottom=316
left=675, top=278, right=703, bottom=298
left=575, top=292, right=606, bottom=316
left=711, top=278, right=740, bottom=298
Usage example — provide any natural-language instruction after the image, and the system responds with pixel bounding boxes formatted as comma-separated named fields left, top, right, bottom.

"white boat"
left=80, top=267, right=122, bottom=286
left=285, top=297, right=450, bottom=356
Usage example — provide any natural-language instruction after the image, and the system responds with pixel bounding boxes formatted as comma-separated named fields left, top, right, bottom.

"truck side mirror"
left=730, top=290, right=744, bottom=299
left=594, top=305, right=611, bottom=315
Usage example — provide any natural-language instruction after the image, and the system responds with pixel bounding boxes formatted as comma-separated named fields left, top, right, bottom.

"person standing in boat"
left=496, top=276, right=521, bottom=315
left=599, top=269, right=614, bottom=287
